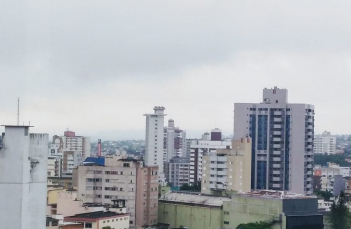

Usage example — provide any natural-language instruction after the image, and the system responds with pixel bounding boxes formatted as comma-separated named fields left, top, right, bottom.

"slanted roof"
left=159, top=191, right=230, bottom=207
left=65, top=211, right=128, bottom=222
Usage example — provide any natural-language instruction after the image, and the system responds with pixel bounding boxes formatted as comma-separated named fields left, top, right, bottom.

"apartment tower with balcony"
left=234, top=87, right=314, bottom=195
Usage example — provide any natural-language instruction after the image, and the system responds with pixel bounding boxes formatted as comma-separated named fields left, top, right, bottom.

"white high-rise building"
left=144, top=106, right=166, bottom=184
left=163, top=119, right=186, bottom=161
left=0, top=125, right=48, bottom=229
left=314, top=131, right=336, bottom=154
left=234, top=87, right=315, bottom=195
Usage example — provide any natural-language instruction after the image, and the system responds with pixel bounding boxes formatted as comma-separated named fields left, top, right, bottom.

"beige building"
left=48, top=155, right=61, bottom=177
left=76, top=156, right=158, bottom=228
left=202, top=137, right=252, bottom=194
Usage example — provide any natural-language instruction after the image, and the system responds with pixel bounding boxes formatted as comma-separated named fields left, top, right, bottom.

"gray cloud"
left=1, top=1, right=351, bottom=140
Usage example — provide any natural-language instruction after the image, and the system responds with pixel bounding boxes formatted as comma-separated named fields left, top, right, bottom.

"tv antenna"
left=17, top=98, right=19, bottom=126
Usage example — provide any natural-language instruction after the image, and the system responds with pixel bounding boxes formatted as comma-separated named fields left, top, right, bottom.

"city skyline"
left=2, top=1, right=351, bottom=140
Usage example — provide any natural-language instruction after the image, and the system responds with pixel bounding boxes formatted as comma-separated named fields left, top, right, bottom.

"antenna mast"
left=17, top=98, right=19, bottom=126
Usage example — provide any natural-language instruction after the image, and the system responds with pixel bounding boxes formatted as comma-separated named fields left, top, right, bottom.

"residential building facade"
left=163, top=119, right=186, bottom=161
left=164, top=156, right=190, bottom=187
left=202, top=137, right=252, bottom=194
left=0, top=125, right=48, bottom=229
left=49, top=130, right=91, bottom=176
left=234, top=87, right=315, bottom=195
left=47, top=155, right=61, bottom=177
left=144, top=106, right=166, bottom=184
left=189, top=133, right=231, bottom=185
left=314, top=166, right=346, bottom=196
left=76, top=156, right=158, bottom=228
left=314, top=131, right=336, bottom=154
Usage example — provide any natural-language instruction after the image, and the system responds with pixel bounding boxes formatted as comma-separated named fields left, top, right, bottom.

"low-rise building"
left=158, top=191, right=229, bottom=229
left=46, top=217, right=59, bottom=229
left=64, top=211, right=129, bottom=229
left=158, top=190, right=324, bottom=229
left=202, top=137, right=251, bottom=194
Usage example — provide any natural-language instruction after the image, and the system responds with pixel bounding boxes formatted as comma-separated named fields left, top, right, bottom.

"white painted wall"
left=0, top=126, right=48, bottom=229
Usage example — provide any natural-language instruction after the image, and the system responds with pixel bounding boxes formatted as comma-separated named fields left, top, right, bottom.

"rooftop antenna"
left=17, top=98, right=19, bottom=126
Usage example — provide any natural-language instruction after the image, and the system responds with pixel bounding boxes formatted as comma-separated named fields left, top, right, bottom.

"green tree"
left=179, top=181, right=201, bottom=192
left=236, top=221, right=273, bottom=229
left=314, top=189, right=333, bottom=201
left=330, top=191, right=349, bottom=229
left=314, top=154, right=350, bottom=167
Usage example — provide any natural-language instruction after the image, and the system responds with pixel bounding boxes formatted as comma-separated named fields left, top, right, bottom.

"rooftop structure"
left=159, top=191, right=230, bottom=207
left=64, top=211, right=129, bottom=229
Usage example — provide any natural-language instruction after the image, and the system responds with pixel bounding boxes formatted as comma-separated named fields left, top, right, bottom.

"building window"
left=130, top=221, right=133, bottom=224
left=224, top=211, right=229, bottom=215
left=224, top=221, right=229, bottom=225
left=85, top=223, right=92, bottom=228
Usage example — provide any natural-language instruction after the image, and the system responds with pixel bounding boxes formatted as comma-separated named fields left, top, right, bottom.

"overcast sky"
left=1, top=1, right=351, bottom=141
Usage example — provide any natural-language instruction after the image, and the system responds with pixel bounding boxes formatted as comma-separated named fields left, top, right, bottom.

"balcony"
left=209, top=170, right=227, bottom=176
left=210, top=177, right=227, bottom=183
left=273, top=144, right=281, bottom=148
left=273, top=131, right=281, bottom=135
left=274, top=125, right=282, bottom=129
left=272, top=183, right=281, bottom=188
left=272, top=164, right=281, bottom=168
left=273, top=138, right=281, bottom=142
left=272, top=157, right=281, bottom=162
left=274, top=118, right=282, bottom=122
left=272, top=177, right=281, bottom=182
left=272, top=170, right=281, bottom=175
left=209, top=183, right=225, bottom=190
left=217, top=164, right=227, bottom=169
left=273, top=151, right=281, bottom=155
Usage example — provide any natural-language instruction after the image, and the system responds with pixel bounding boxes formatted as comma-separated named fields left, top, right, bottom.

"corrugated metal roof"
left=159, top=191, right=230, bottom=207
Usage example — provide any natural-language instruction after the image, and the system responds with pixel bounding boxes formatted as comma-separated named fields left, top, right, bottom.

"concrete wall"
left=0, top=126, right=48, bottom=229
left=158, top=202, right=222, bottom=229
left=223, top=196, right=283, bottom=229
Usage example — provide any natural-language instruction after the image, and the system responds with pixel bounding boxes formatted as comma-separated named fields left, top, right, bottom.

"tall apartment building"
left=164, top=156, right=190, bottom=187
left=76, top=156, right=158, bottom=229
left=0, top=125, right=48, bottom=229
left=49, top=130, right=91, bottom=176
left=144, top=106, right=166, bottom=184
left=202, top=137, right=252, bottom=194
left=189, top=131, right=232, bottom=185
left=163, top=119, right=186, bottom=161
left=314, top=131, right=336, bottom=154
left=234, top=87, right=315, bottom=195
